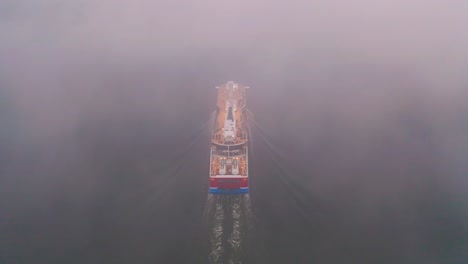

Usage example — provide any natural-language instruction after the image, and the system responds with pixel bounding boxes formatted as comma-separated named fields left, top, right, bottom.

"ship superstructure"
left=209, top=81, right=249, bottom=194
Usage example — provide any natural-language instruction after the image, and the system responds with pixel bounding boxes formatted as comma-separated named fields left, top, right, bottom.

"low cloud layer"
left=1, top=1, right=467, bottom=263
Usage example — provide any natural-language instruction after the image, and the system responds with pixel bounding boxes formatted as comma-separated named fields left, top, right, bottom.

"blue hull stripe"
left=209, top=188, right=249, bottom=194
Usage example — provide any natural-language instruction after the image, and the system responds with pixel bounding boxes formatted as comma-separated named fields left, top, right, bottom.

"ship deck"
left=212, top=82, right=248, bottom=145
left=210, top=82, right=249, bottom=178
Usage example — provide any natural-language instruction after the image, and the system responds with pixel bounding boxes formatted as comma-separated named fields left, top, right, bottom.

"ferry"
left=209, top=81, right=249, bottom=194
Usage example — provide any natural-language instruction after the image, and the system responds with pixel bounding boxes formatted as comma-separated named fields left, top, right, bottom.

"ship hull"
left=209, top=176, right=249, bottom=194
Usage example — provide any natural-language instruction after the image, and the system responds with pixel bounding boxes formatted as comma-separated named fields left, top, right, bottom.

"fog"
left=1, top=1, right=467, bottom=263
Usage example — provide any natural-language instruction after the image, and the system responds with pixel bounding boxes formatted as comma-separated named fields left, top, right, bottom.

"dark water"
left=1, top=82, right=467, bottom=264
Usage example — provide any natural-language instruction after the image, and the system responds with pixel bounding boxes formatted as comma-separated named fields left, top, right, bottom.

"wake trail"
left=205, top=194, right=253, bottom=264
left=208, top=195, right=225, bottom=264
left=227, top=195, right=241, bottom=264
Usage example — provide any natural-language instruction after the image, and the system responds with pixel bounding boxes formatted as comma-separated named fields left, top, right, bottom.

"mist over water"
left=1, top=1, right=467, bottom=263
